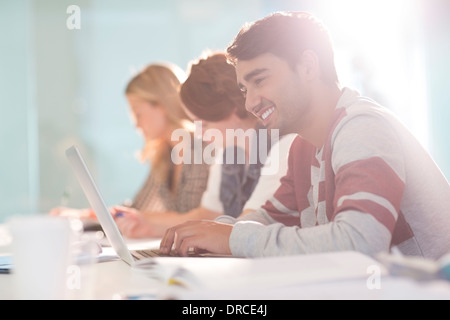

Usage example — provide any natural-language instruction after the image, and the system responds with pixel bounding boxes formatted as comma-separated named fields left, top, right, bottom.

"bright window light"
left=316, top=0, right=429, bottom=148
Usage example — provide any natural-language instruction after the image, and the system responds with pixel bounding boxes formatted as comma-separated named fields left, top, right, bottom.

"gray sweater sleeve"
left=214, top=208, right=278, bottom=225
left=228, top=209, right=391, bottom=258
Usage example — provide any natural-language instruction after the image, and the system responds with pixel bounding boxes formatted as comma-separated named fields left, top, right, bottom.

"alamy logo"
left=66, top=265, right=81, bottom=290
left=366, top=265, right=382, bottom=290
left=66, top=5, right=81, bottom=30
left=171, top=121, right=281, bottom=176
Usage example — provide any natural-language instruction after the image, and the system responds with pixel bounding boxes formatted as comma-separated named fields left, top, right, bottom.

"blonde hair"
left=125, top=63, right=190, bottom=182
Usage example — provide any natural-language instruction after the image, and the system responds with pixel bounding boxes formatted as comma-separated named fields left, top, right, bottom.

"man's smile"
left=252, top=103, right=276, bottom=126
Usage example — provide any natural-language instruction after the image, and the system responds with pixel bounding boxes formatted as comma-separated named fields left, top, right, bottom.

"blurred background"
left=1, top=0, right=449, bottom=223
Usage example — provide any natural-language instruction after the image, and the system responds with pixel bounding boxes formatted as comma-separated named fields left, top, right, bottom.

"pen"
left=114, top=212, right=125, bottom=218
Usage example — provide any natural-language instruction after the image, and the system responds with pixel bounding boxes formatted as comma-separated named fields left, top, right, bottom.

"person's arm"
left=215, top=207, right=277, bottom=224
left=229, top=210, right=391, bottom=257
left=113, top=205, right=221, bottom=238
left=49, top=207, right=95, bottom=219
left=146, top=206, right=222, bottom=234
left=160, top=220, right=233, bottom=256
left=160, top=137, right=306, bottom=255
left=229, top=112, right=406, bottom=257
left=115, top=149, right=215, bottom=238
left=161, top=114, right=407, bottom=258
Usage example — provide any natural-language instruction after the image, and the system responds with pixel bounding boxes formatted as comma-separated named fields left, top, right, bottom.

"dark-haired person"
left=113, top=51, right=295, bottom=238
left=160, top=12, right=450, bottom=260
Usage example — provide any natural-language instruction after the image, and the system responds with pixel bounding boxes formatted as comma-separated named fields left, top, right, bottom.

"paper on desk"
left=150, top=250, right=386, bottom=291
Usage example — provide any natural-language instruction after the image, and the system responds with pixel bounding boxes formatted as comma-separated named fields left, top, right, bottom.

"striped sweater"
left=226, top=88, right=450, bottom=259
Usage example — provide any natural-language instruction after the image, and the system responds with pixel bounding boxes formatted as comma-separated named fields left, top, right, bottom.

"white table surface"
left=2, top=224, right=450, bottom=300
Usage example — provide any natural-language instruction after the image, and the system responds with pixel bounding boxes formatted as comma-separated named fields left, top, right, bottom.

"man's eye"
left=254, top=77, right=265, bottom=85
left=240, top=87, right=247, bottom=97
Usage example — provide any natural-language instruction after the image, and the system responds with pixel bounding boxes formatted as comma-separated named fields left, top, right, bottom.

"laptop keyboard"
left=131, top=249, right=176, bottom=260
left=131, top=248, right=217, bottom=259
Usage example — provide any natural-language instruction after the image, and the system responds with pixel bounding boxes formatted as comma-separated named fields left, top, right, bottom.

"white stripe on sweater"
left=337, top=191, right=398, bottom=220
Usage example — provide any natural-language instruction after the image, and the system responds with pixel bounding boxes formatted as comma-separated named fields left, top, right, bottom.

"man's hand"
left=159, top=220, right=233, bottom=256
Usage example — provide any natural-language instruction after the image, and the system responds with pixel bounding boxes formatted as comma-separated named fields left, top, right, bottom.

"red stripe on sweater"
left=337, top=198, right=397, bottom=233
left=262, top=136, right=316, bottom=227
left=333, top=157, right=405, bottom=217
left=333, top=156, right=414, bottom=243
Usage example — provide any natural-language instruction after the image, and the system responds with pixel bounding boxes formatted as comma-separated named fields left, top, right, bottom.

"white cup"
left=8, top=215, right=74, bottom=300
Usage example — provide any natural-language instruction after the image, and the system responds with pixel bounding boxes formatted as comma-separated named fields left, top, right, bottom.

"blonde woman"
left=51, top=63, right=210, bottom=237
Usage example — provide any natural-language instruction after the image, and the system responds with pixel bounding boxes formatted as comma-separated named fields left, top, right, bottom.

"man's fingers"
left=160, top=221, right=201, bottom=255
left=160, top=225, right=178, bottom=254
left=160, top=221, right=232, bottom=256
left=173, top=224, right=199, bottom=255
left=177, top=236, right=204, bottom=257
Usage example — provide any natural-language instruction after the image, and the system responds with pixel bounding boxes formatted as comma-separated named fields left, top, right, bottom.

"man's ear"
left=297, top=50, right=320, bottom=81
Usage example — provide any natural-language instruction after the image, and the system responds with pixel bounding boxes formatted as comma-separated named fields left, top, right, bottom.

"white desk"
left=0, top=223, right=170, bottom=300
left=2, top=224, right=450, bottom=300
left=2, top=253, right=450, bottom=300
left=178, top=275, right=450, bottom=300
left=0, top=237, right=166, bottom=300
left=0, top=259, right=162, bottom=300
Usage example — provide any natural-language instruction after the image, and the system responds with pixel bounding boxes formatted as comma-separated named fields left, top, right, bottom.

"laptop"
left=65, top=145, right=179, bottom=266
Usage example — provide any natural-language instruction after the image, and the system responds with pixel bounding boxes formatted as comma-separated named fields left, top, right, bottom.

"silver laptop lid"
left=65, top=145, right=134, bottom=265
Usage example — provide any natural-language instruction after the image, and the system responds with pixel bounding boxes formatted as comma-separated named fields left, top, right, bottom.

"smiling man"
left=160, top=11, right=450, bottom=260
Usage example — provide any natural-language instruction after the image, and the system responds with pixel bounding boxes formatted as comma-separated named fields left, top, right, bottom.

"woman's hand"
left=111, top=206, right=155, bottom=238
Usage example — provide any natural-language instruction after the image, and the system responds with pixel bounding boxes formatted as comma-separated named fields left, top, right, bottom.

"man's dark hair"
left=227, top=11, right=339, bottom=85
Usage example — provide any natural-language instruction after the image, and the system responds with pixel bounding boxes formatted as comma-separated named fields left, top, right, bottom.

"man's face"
left=236, top=53, right=311, bottom=136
